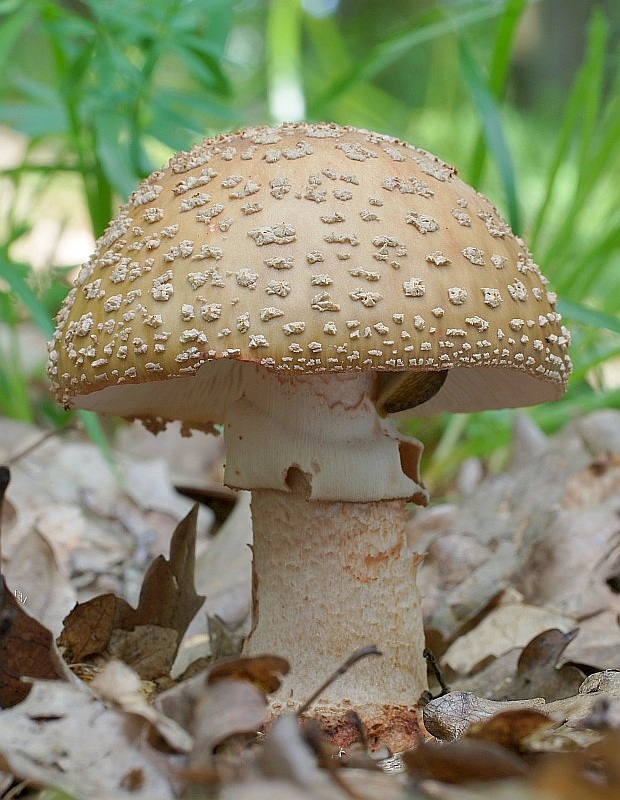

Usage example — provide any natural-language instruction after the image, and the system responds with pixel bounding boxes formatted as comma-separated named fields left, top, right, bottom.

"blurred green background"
left=0, top=0, right=618, bottom=491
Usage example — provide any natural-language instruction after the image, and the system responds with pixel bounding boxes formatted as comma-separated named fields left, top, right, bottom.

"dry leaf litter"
left=0, top=408, right=618, bottom=799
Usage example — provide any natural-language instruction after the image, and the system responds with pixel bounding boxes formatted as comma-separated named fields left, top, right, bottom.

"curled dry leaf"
left=92, top=659, right=193, bottom=753
left=425, top=673, right=620, bottom=759
left=579, top=670, right=620, bottom=695
left=59, top=505, right=205, bottom=680
left=190, top=676, right=270, bottom=765
left=492, top=628, right=585, bottom=702
left=3, top=526, right=76, bottom=637
left=562, top=610, right=620, bottom=671
left=423, top=692, right=546, bottom=741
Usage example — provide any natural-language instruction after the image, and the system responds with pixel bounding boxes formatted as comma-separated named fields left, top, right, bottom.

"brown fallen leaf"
left=0, top=576, right=72, bottom=707
left=403, top=739, right=529, bottom=784
left=0, top=469, right=71, bottom=707
left=208, top=654, right=290, bottom=694
left=58, top=591, right=124, bottom=662
left=444, top=626, right=601, bottom=705
left=108, top=624, right=179, bottom=682
left=533, top=733, right=620, bottom=800
left=466, top=708, right=554, bottom=754
left=156, top=653, right=289, bottom=749
left=59, top=505, right=205, bottom=680
left=494, top=628, right=585, bottom=702
left=127, top=503, right=205, bottom=634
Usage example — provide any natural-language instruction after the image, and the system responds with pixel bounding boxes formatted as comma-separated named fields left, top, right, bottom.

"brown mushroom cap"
left=47, top=123, right=571, bottom=427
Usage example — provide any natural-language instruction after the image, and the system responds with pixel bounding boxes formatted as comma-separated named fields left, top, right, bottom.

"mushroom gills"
left=376, top=369, right=448, bottom=416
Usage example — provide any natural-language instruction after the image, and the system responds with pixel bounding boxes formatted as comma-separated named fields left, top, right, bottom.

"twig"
left=297, top=645, right=382, bottom=716
left=5, top=424, right=77, bottom=466
left=423, top=647, right=450, bottom=696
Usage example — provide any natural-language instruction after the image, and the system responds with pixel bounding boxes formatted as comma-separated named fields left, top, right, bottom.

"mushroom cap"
left=47, top=123, right=571, bottom=426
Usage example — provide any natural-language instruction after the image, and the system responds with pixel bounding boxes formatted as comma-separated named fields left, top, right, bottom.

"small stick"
left=297, top=645, right=382, bottom=716
left=5, top=424, right=77, bottom=466
left=423, top=647, right=450, bottom=696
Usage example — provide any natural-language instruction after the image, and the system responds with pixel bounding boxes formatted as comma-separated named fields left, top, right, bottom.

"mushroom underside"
left=70, top=359, right=564, bottom=423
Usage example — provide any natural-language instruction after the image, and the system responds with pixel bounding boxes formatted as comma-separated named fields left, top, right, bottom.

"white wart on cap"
left=48, top=122, right=572, bottom=426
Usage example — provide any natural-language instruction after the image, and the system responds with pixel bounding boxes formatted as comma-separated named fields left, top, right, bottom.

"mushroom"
left=47, top=123, right=571, bottom=751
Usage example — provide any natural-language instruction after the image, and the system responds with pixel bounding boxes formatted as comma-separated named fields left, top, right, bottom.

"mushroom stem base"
left=244, top=485, right=427, bottom=750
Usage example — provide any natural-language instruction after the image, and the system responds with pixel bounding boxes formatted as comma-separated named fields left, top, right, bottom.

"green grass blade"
left=0, top=3, right=38, bottom=77
left=555, top=216, right=620, bottom=303
left=558, top=299, right=620, bottom=335
left=93, top=110, right=142, bottom=198
left=266, top=0, right=304, bottom=121
left=0, top=255, right=54, bottom=337
left=530, top=11, right=608, bottom=250
left=458, top=40, right=520, bottom=231
left=303, top=11, right=410, bottom=129
left=308, top=2, right=509, bottom=117
left=77, top=409, right=122, bottom=481
left=468, top=0, right=528, bottom=187
left=554, top=111, right=620, bottom=265
left=573, top=11, right=607, bottom=182
left=0, top=331, right=33, bottom=421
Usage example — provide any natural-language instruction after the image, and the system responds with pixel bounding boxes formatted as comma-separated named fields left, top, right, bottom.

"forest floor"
left=0, top=408, right=619, bottom=800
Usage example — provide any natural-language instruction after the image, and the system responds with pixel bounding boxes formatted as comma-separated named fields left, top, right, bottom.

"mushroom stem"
left=245, top=483, right=427, bottom=751
left=220, top=367, right=429, bottom=749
